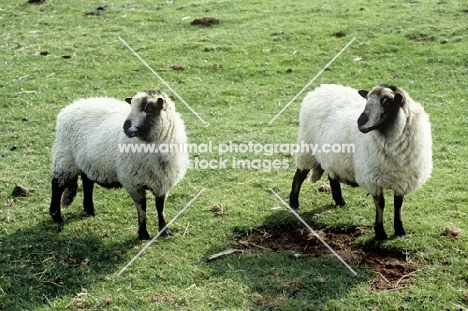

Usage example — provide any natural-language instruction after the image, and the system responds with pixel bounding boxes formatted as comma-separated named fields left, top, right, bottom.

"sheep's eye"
left=380, top=97, right=391, bottom=107
left=144, top=103, right=155, bottom=113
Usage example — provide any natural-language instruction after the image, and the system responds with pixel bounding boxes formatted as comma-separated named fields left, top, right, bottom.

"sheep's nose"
left=357, top=113, right=368, bottom=127
left=123, top=120, right=138, bottom=138
left=123, top=120, right=131, bottom=131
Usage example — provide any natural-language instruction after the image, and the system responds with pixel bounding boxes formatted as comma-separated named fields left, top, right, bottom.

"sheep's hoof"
left=160, top=228, right=172, bottom=237
left=334, top=198, right=346, bottom=206
left=374, top=232, right=388, bottom=240
left=138, top=231, right=151, bottom=240
left=289, top=200, right=300, bottom=209
left=394, top=224, right=406, bottom=237
left=85, top=210, right=98, bottom=217
left=50, top=212, right=64, bottom=223
left=394, top=231, right=406, bottom=238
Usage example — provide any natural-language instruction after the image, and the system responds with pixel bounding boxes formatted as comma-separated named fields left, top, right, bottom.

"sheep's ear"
left=156, top=98, right=165, bottom=110
left=125, top=97, right=132, bottom=104
left=394, top=93, right=404, bottom=107
left=358, top=90, right=369, bottom=99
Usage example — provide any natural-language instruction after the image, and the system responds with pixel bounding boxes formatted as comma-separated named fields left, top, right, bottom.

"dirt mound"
left=236, top=227, right=416, bottom=290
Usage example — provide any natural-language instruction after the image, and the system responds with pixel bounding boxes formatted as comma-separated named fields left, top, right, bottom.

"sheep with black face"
left=49, top=90, right=188, bottom=239
left=289, top=84, right=432, bottom=240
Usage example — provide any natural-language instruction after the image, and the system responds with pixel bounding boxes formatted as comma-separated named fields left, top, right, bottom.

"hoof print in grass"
left=12, top=184, right=29, bottom=197
left=191, top=17, right=219, bottom=27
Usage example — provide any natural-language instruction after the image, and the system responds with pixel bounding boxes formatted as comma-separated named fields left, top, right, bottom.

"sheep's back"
left=53, top=98, right=130, bottom=183
left=298, top=84, right=365, bottom=181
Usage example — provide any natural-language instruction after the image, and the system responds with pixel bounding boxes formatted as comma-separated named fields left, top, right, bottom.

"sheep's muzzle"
left=123, top=119, right=138, bottom=138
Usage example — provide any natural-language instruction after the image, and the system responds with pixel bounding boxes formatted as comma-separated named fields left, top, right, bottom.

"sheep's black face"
left=357, top=85, right=403, bottom=134
left=123, top=91, right=166, bottom=140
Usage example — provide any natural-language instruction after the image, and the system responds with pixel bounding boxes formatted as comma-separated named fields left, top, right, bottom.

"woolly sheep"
left=289, top=84, right=432, bottom=240
left=49, top=90, right=188, bottom=240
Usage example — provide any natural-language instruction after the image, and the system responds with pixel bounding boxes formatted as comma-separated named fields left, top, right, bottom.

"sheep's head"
left=357, top=84, right=404, bottom=134
left=123, top=90, right=173, bottom=141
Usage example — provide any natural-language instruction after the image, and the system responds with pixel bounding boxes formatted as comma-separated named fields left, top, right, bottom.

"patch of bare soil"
left=236, top=226, right=416, bottom=290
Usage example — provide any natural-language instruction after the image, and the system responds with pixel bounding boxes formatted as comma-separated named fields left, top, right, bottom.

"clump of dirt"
left=84, top=5, right=107, bottom=16
left=12, top=184, right=30, bottom=197
left=334, top=31, right=346, bottom=38
left=317, top=181, right=332, bottom=192
left=253, top=293, right=286, bottom=308
left=441, top=226, right=461, bottom=240
left=191, top=17, right=219, bottom=26
left=407, top=34, right=435, bottom=42
left=206, top=203, right=228, bottom=217
left=236, top=226, right=416, bottom=290
left=28, top=0, right=45, bottom=5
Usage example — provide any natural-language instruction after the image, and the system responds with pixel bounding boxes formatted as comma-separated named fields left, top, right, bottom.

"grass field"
left=1, top=0, right=468, bottom=310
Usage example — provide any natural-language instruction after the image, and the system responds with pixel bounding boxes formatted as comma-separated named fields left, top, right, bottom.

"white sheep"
left=289, top=84, right=432, bottom=240
left=49, top=90, right=188, bottom=239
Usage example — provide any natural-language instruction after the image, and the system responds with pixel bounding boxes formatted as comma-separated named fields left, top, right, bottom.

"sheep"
left=49, top=90, right=188, bottom=240
left=289, top=84, right=432, bottom=240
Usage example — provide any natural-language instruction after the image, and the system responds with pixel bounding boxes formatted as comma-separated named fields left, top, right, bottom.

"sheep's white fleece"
left=52, top=97, right=187, bottom=197
left=296, top=84, right=432, bottom=196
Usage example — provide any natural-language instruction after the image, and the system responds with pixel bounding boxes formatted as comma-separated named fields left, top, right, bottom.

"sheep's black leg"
left=393, top=195, right=406, bottom=237
left=289, top=168, right=310, bottom=209
left=373, top=193, right=388, bottom=240
left=129, top=190, right=150, bottom=240
left=136, top=197, right=150, bottom=240
left=156, top=195, right=172, bottom=237
left=49, top=177, right=67, bottom=223
left=81, top=173, right=97, bottom=216
left=328, top=175, right=346, bottom=206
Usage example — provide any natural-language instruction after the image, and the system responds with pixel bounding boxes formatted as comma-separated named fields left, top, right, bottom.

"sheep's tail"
left=61, top=178, right=78, bottom=208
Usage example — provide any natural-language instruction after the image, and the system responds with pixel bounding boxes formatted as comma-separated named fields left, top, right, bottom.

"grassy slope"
left=1, top=0, right=467, bottom=310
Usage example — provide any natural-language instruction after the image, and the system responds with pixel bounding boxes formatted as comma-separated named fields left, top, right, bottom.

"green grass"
left=1, top=0, right=468, bottom=309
